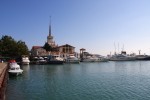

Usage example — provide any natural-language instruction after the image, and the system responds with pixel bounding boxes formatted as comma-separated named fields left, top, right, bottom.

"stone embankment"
left=0, top=63, right=8, bottom=100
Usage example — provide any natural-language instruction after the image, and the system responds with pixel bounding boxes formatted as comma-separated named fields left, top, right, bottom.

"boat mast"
left=114, top=42, right=116, bottom=54
left=139, top=50, right=141, bottom=55
left=118, top=43, right=119, bottom=54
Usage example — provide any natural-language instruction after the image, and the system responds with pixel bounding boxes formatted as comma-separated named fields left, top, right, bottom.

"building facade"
left=31, top=23, right=76, bottom=57
left=59, top=44, right=75, bottom=54
left=31, top=46, right=47, bottom=56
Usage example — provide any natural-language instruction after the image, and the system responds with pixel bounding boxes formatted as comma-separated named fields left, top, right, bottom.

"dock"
left=0, top=63, right=8, bottom=100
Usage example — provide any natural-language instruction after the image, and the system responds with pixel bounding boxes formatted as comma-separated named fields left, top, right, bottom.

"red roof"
left=32, top=46, right=42, bottom=50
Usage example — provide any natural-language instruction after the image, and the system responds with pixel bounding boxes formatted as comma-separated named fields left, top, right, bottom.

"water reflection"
left=6, top=61, right=150, bottom=100
left=21, top=65, right=30, bottom=71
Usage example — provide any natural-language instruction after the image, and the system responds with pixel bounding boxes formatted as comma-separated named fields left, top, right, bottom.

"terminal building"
left=31, top=23, right=76, bottom=57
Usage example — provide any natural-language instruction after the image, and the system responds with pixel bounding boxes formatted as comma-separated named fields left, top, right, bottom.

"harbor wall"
left=0, top=63, right=8, bottom=100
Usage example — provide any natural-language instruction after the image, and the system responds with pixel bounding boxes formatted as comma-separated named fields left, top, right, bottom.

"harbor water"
left=6, top=61, right=150, bottom=100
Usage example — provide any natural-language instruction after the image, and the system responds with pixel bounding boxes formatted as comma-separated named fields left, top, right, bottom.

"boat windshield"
left=10, top=68, right=15, bottom=70
left=10, top=67, right=20, bottom=70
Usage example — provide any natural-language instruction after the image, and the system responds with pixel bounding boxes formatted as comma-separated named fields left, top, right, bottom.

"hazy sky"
left=0, top=0, right=150, bottom=55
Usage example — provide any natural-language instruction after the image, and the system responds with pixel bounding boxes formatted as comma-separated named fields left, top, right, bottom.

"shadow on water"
left=8, top=74, right=23, bottom=80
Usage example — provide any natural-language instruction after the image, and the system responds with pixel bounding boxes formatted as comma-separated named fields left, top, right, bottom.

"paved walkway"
left=0, top=63, right=7, bottom=88
left=0, top=63, right=8, bottom=100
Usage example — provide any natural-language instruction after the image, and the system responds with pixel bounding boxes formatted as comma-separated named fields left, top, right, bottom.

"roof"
left=80, top=48, right=86, bottom=50
left=32, top=46, right=42, bottom=50
left=59, top=44, right=75, bottom=48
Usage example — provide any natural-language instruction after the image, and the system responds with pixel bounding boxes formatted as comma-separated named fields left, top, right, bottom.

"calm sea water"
left=6, top=61, right=150, bottom=100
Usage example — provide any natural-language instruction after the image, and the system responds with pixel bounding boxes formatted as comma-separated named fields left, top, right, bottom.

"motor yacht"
left=81, top=56, right=96, bottom=62
left=65, top=55, right=80, bottom=63
left=47, top=55, right=64, bottom=64
left=135, top=55, right=150, bottom=60
left=36, top=57, right=47, bottom=64
left=22, top=55, right=30, bottom=65
left=96, top=56, right=109, bottom=62
left=8, top=60, right=23, bottom=76
left=110, top=54, right=136, bottom=61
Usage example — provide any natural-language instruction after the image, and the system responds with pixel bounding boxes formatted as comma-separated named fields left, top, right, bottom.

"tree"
left=0, top=35, right=29, bottom=58
left=17, top=40, right=29, bottom=56
left=0, top=35, right=17, bottom=57
left=43, top=42, right=52, bottom=51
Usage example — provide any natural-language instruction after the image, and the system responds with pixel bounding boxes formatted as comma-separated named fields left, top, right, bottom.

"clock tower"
left=47, top=22, right=56, bottom=47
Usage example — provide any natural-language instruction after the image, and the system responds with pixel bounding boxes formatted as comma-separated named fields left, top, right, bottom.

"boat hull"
left=22, top=62, right=30, bottom=65
left=109, top=58, right=136, bottom=61
left=80, top=57, right=95, bottom=62
left=65, top=60, right=80, bottom=63
left=47, top=61, right=64, bottom=64
left=8, top=69, right=23, bottom=76
left=136, top=56, right=150, bottom=60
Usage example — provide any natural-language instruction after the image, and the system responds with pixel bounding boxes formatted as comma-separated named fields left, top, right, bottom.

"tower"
left=47, top=17, right=56, bottom=47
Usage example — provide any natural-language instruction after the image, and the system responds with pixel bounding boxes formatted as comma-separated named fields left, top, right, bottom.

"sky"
left=0, top=0, right=150, bottom=56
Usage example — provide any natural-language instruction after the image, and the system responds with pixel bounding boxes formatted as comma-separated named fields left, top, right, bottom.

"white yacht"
left=81, top=56, right=96, bottom=62
left=36, top=57, right=47, bottom=64
left=96, top=56, right=109, bottom=62
left=110, top=53, right=136, bottom=61
left=47, top=55, right=64, bottom=64
left=135, top=55, right=150, bottom=60
left=65, top=55, right=80, bottom=63
left=22, top=56, right=30, bottom=65
left=8, top=60, right=23, bottom=76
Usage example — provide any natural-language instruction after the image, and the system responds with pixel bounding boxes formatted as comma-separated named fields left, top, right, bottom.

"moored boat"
left=81, top=56, right=96, bottom=62
left=65, top=54, right=80, bottom=63
left=22, top=55, right=30, bottom=65
left=135, top=55, right=150, bottom=60
left=110, top=51, right=136, bottom=61
left=8, top=60, right=23, bottom=76
left=47, top=55, right=64, bottom=64
left=96, top=56, right=109, bottom=62
left=36, top=57, right=47, bottom=64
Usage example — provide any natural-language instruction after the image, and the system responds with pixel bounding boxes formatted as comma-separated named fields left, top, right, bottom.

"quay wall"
left=0, top=63, right=8, bottom=100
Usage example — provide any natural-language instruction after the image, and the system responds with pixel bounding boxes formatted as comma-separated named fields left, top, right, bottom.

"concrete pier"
left=0, top=63, right=8, bottom=100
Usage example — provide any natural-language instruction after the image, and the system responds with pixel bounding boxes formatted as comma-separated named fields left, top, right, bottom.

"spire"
left=49, top=16, right=51, bottom=36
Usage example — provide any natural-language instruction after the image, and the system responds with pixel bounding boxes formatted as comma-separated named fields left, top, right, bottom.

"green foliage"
left=43, top=42, right=52, bottom=51
left=0, top=35, right=29, bottom=58
left=17, top=40, right=29, bottom=56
